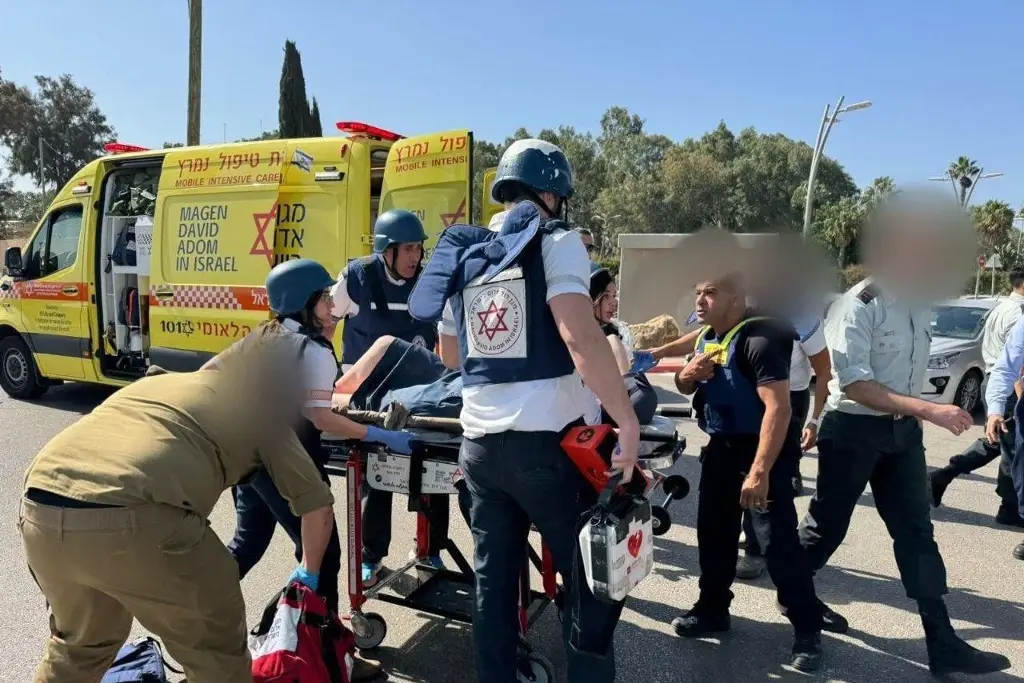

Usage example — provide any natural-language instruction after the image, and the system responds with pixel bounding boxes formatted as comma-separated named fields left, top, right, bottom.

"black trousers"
left=799, top=412, right=948, bottom=601
left=696, top=434, right=820, bottom=632
left=946, top=390, right=1019, bottom=514
left=743, top=388, right=810, bottom=557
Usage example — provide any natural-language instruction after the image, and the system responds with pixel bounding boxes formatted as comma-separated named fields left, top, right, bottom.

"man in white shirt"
left=410, top=139, right=639, bottom=683
left=930, top=272, right=1024, bottom=527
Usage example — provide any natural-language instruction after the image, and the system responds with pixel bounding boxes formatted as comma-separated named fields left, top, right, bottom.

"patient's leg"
left=334, top=335, right=397, bottom=405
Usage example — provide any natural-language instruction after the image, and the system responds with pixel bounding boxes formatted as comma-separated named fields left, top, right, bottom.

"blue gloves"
left=364, top=425, right=415, bottom=455
left=289, top=565, right=319, bottom=591
left=630, top=350, right=657, bottom=374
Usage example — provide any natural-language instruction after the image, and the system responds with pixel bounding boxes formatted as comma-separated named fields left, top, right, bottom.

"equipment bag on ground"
left=578, top=472, right=655, bottom=603
left=100, top=636, right=182, bottom=682
left=250, top=581, right=356, bottom=683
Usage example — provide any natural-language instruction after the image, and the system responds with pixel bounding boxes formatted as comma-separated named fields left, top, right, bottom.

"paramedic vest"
left=341, top=255, right=438, bottom=366
left=694, top=317, right=769, bottom=437
left=408, top=201, right=575, bottom=387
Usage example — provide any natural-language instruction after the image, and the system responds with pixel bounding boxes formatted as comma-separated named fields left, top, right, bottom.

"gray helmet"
left=491, top=139, right=574, bottom=203
left=373, top=209, right=428, bottom=253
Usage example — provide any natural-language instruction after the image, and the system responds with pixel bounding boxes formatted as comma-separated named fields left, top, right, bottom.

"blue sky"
left=2, top=0, right=1022, bottom=209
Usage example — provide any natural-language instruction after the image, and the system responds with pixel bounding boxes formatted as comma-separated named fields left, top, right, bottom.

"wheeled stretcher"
left=321, top=407, right=690, bottom=682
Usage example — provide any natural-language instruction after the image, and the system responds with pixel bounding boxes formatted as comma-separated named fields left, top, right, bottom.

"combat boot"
left=929, top=466, right=956, bottom=508
left=919, top=599, right=1010, bottom=676
left=1013, top=539, right=1024, bottom=561
left=671, top=603, right=731, bottom=638
left=790, top=631, right=823, bottom=672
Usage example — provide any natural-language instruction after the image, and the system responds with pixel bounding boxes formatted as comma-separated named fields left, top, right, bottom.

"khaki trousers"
left=19, top=498, right=252, bottom=683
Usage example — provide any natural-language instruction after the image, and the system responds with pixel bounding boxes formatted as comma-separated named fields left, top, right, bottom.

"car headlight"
left=928, top=352, right=960, bottom=370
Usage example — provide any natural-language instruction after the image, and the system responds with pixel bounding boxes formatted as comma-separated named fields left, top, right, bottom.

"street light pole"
left=802, top=97, right=873, bottom=240
left=928, top=169, right=1004, bottom=208
left=186, top=0, right=202, bottom=146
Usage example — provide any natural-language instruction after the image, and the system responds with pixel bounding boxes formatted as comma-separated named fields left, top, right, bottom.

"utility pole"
left=187, top=0, right=202, bottom=146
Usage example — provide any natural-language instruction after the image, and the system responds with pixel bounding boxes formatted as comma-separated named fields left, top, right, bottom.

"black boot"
left=995, top=505, right=1024, bottom=528
left=929, top=467, right=956, bottom=508
left=776, top=598, right=849, bottom=634
left=671, top=604, right=731, bottom=638
left=791, top=631, right=823, bottom=672
left=919, top=599, right=1010, bottom=676
left=1013, top=539, right=1024, bottom=561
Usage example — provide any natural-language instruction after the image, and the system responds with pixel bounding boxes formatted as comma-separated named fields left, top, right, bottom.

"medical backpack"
left=100, top=636, right=182, bottom=682
left=249, top=582, right=356, bottom=683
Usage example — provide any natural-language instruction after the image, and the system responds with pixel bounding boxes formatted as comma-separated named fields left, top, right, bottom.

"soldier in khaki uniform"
left=19, top=333, right=337, bottom=683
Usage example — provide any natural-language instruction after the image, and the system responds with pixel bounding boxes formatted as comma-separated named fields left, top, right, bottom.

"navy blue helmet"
left=373, top=209, right=428, bottom=253
left=266, top=258, right=335, bottom=316
left=491, top=139, right=575, bottom=203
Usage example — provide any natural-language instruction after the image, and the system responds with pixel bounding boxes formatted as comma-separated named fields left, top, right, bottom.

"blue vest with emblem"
left=408, top=202, right=575, bottom=387
left=341, top=254, right=438, bottom=366
left=694, top=317, right=769, bottom=436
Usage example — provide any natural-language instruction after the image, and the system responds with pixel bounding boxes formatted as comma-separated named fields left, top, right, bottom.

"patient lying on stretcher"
left=332, top=333, right=660, bottom=427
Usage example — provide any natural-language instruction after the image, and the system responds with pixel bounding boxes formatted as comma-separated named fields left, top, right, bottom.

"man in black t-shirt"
left=671, top=272, right=824, bottom=672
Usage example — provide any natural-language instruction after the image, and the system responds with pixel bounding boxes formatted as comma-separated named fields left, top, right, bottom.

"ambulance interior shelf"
left=99, top=167, right=160, bottom=374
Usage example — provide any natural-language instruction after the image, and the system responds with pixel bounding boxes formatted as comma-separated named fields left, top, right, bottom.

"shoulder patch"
left=857, top=284, right=879, bottom=305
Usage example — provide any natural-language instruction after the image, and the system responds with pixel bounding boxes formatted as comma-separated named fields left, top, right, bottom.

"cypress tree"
left=309, top=97, right=323, bottom=137
left=278, top=40, right=312, bottom=138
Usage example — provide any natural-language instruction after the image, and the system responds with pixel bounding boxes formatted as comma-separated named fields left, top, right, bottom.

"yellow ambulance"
left=0, top=122, right=479, bottom=399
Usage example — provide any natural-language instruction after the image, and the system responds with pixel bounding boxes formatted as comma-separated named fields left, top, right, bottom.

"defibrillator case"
left=577, top=476, right=655, bottom=603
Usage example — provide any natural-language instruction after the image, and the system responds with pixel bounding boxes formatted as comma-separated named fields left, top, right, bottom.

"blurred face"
left=387, top=243, right=423, bottom=280
left=694, top=279, right=744, bottom=330
left=594, top=282, right=618, bottom=323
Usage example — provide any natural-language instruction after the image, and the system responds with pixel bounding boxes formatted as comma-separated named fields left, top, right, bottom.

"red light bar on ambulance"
left=104, top=142, right=150, bottom=154
left=335, top=122, right=404, bottom=141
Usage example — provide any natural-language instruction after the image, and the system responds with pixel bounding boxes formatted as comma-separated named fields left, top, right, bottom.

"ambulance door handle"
left=153, top=291, right=174, bottom=299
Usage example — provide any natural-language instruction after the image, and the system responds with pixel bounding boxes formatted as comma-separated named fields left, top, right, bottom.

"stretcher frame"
left=321, top=408, right=689, bottom=680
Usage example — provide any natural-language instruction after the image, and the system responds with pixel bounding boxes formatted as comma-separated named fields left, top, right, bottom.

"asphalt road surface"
left=1, top=376, right=1021, bottom=683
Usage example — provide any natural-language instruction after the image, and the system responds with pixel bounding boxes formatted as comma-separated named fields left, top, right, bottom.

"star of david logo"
left=440, top=198, right=468, bottom=229
left=476, top=301, right=509, bottom=340
left=251, top=202, right=279, bottom=265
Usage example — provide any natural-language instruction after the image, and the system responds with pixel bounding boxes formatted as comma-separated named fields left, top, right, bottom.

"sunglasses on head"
left=584, top=243, right=595, bottom=253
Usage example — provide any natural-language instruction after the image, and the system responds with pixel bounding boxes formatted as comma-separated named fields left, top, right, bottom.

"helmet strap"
left=523, top=188, right=568, bottom=221
left=382, top=246, right=404, bottom=281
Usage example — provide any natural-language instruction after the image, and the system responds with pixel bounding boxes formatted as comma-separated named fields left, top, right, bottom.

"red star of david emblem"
left=476, top=301, right=509, bottom=340
left=251, top=202, right=278, bottom=265
left=440, top=198, right=467, bottom=229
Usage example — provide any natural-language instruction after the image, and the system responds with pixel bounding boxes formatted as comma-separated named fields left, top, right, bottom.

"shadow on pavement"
left=21, top=383, right=113, bottom=415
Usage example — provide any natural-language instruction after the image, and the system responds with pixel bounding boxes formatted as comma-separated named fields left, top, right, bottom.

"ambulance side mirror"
left=4, top=246, right=22, bottom=277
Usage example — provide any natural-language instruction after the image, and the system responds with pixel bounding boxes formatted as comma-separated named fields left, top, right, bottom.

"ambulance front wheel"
left=651, top=506, right=672, bottom=536
left=0, top=335, right=47, bottom=400
left=517, top=652, right=555, bottom=683
left=352, top=612, right=387, bottom=651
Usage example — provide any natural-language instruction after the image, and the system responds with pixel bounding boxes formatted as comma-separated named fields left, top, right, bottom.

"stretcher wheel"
left=517, top=652, right=555, bottom=683
left=663, top=474, right=690, bottom=500
left=351, top=612, right=387, bottom=651
left=651, top=506, right=672, bottom=536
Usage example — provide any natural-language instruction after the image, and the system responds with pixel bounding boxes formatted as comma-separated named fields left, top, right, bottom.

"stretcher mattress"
left=322, top=415, right=684, bottom=497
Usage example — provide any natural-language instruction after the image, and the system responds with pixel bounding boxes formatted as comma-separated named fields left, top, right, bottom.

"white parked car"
left=922, top=298, right=999, bottom=414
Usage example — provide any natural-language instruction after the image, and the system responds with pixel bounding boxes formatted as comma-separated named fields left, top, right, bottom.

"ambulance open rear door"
left=379, top=129, right=473, bottom=251
left=481, top=166, right=503, bottom=227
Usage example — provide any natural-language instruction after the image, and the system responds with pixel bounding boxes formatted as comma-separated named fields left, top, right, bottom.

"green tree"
left=859, top=175, right=896, bottom=211
left=309, top=97, right=323, bottom=137
left=660, top=148, right=733, bottom=231
left=971, top=199, right=1014, bottom=254
left=817, top=196, right=863, bottom=268
left=0, top=188, right=52, bottom=225
left=0, top=68, right=35, bottom=138
left=236, top=130, right=280, bottom=142
left=162, top=141, right=184, bottom=148
left=279, top=40, right=314, bottom=138
left=948, top=155, right=981, bottom=206
left=0, top=74, right=115, bottom=190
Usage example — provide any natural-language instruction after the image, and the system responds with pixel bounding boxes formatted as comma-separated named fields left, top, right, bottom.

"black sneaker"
left=671, top=606, right=731, bottom=638
left=928, top=634, right=1011, bottom=676
left=995, top=506, right=1024, bottom=528
left=791, top=631, right=822, bottom=672
left=1013, top=540, right=1024, bottom=561
left=929, top=468, right=955, bottom=508
left=820, top=601, right=849, bottom=634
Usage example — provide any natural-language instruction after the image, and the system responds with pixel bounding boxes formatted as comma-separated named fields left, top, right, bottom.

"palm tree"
left=819, top=196, right=863, bottom=268
left=970, top=199, right=1015, bottom=253
left=859, top=176, right=896, bottom=211
left=948, top=156, right=981, bottom=207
